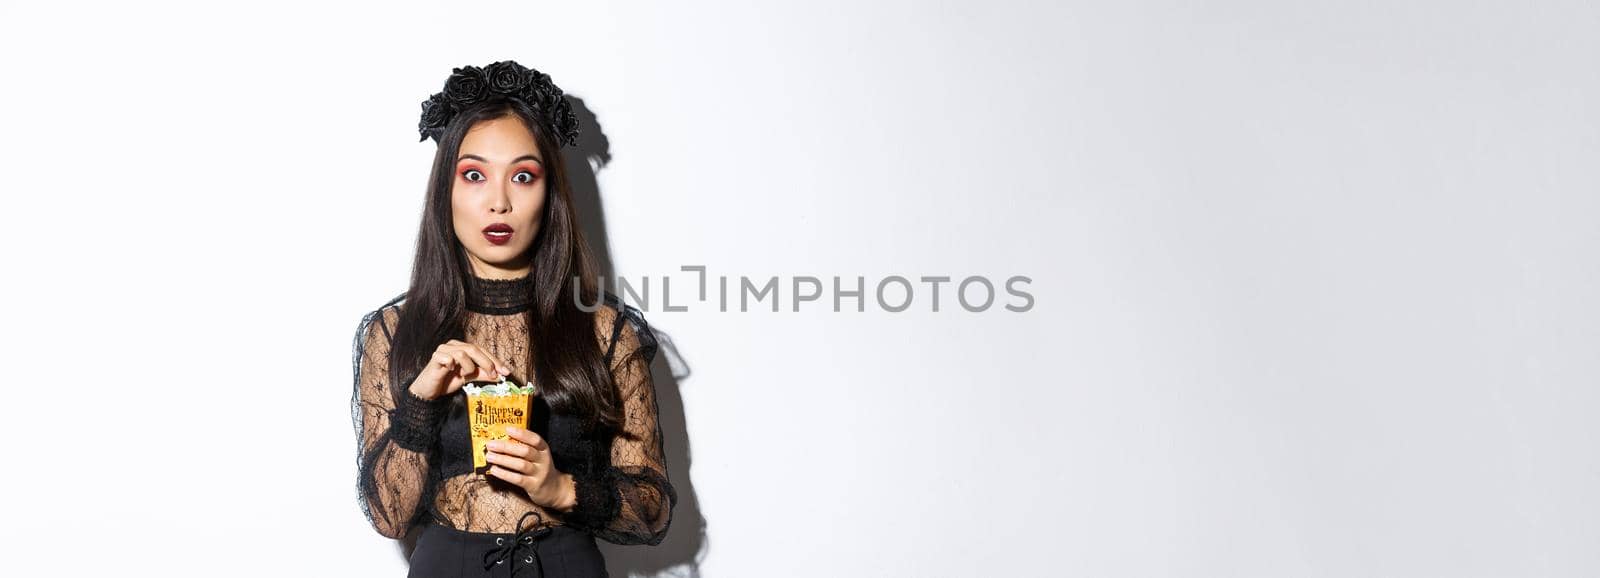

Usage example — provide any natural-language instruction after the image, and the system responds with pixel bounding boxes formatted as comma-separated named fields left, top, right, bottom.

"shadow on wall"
left=564, top=96, right=709, bottom=577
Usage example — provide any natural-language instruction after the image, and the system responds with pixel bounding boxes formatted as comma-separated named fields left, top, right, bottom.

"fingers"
left=484, top=450, right=535, bottom=474
left=487, top=437, right=543, bottom=459
left=487, top=465, right=529, bottom=486
left=503, top=426, right=548, bottom=452
left=484, top=428, right=550, bottom=490
left=440, top=340, right=510, bottom=379
left=458, top=344, right=507, bottom=378
left=420, top=341, right=515, bottom=399
left=485, top=439, right=527, bottom=458
left=446, top=339, right=506, bottom=375
left=429, top=351, right=456, bottom=370
left=445, top=350, right=477, bottom=377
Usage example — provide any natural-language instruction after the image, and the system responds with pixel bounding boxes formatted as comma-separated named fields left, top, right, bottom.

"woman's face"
left=451, top=114, right=548, bottom=279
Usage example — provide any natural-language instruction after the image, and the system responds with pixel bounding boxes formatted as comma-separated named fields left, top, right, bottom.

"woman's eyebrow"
left=456, top=153, right=543, bottom=166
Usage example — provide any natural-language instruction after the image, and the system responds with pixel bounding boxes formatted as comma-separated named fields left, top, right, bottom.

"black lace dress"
left=351, top=274, right=676, bottom=577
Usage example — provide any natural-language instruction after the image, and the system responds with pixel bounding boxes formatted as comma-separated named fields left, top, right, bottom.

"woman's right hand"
left=408, top=339, right=511, bottom=400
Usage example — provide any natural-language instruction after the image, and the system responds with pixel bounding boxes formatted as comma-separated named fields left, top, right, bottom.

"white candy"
left=463, top=376, right=534, bottom=397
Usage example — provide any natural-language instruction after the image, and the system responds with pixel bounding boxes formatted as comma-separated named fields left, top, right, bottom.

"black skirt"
left=408, top=513, right=608, bottom=578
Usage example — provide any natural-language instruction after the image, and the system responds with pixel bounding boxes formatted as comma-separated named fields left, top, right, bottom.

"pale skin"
left=406, top=113, right=577, bottom=513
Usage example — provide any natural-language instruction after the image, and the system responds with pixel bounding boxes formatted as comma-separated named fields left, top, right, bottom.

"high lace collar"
left=465, top=272, right=535, bottom=315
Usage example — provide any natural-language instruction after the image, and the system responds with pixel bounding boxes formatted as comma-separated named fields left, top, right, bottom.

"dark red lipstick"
left=482, top=223, right=514, bottom=246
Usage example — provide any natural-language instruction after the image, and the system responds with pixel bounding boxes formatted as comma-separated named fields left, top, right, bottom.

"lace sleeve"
left=351, top=302, right=450, bottom=539
left=561, top=304, right=679, bottom=545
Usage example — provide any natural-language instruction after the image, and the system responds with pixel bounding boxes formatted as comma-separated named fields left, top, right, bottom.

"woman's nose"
left=488, top=186, right=511, bottom=213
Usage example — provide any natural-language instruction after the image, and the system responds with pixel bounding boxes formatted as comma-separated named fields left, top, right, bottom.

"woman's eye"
left=513, top=171, right=538, bottom=184
left=462, top=169, right=484, bottom=182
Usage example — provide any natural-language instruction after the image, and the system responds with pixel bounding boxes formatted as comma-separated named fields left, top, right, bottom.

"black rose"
left=443, top=65, right=488, bottom=105
left=541, top=90, right=565, bottom=114
left=419, top=96, right=453, bottom=128
left=515, top=85, right=545, bottom=112
left=558, top=109, right=580, bottom=145
left=417, top=96, right=454, bottom=141
left=484, top=60, right=530, bottom=94
left=418, top=61, right=583, bottom=148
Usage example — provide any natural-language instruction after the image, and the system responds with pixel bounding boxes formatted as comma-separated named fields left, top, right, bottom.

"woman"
left=351, top=60, right=675, bottom=577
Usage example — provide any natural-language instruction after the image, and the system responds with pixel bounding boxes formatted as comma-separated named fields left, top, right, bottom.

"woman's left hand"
left=485, top=426, right=574, bottom=510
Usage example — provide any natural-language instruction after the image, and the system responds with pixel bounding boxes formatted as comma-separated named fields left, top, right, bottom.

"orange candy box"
left=462, top=376, right=538, bottom=475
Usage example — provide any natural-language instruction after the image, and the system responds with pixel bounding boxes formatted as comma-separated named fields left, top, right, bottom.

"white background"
left=1, top=1, right=1596, bottom=576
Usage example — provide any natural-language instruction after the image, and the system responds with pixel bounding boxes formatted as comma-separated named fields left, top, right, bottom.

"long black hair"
left=386, top=96, right=624, bottom=435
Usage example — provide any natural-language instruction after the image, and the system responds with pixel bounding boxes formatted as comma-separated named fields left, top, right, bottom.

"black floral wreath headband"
left=417, top=60, right=581, bottom=148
